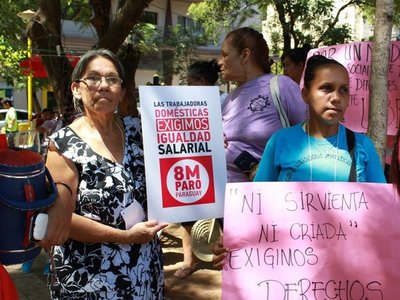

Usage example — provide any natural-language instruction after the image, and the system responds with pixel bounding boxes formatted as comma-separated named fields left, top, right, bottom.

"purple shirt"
left=222, top=74, right=307, bottom=182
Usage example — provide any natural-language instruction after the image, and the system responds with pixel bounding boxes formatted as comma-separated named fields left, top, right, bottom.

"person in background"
left=219, top=27, right=307, bottom=183
left=44, top=49, right=167, bottom=298
left=1, top=98, right=18, bottom=147
left=212, top=55, right=386, bottom=268
left=20, top=252, right=50, bottom=275
left=36, top=108, right=56, bottom=139
left=281, top=44, right=311, bottom=84
left=186, top=59, right=220, bottom=87
left=31, top=110, right=44, bottom=128
left=174, top=59, right=222, bottom=280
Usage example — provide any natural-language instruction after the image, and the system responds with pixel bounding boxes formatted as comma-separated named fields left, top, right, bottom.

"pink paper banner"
left=222, top=182, right=400, bottom=300
left=308, top=41, right=400, bottom=135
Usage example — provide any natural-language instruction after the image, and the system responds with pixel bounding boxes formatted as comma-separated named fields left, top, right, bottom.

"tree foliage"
left=0, top=0, right=209, bottom=113
left=360, top=0, right=400, bottom=30
left=0, top=36, right=27, bottom=87
left=188, top=0, right=369, bottom=54
left=0, top=0, right=155, bottom=114
left=0, top=0, right=33, bottom=45
left=0, top=1, right=38, bottom=86
left=162, top=25, right=211, bottom=85
left=187, top=0, right=262, bottom=44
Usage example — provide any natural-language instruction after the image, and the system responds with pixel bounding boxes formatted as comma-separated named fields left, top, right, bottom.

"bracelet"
left=54, top=182, right=73, bottom=196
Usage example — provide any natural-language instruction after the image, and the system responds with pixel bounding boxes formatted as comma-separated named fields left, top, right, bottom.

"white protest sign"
left=222, top=181, right=400, bottom=300
left=139, top=86, right=226, bottom=223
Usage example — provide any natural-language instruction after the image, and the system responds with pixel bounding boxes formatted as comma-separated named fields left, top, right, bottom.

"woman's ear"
left=301, top=87, right=309, bottom=105
left=241, top=48, right=251, bottom=63
left=71, top=82, right=81, bottom=99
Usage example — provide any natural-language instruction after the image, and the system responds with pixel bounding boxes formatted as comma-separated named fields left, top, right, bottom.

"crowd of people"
left=1, top=26, right=398, bottom=300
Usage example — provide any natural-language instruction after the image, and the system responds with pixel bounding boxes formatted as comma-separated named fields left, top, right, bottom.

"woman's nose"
left=98, top=77, right=110, bottom=89
left=331, top=90, right=342, bottom=103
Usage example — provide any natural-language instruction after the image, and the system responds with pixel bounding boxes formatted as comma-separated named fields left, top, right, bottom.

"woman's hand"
left=37, top=195, right=73, bottom=249
left=126, top=220, right=168, bottom=244
left=212, top=235, right=229, bottom=269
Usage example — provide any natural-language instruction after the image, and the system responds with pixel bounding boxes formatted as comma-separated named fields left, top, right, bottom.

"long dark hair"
left=71, top=49, right=126, bottom=87
left=187, top=59, right=220, bottom=85
left=303, top=55, right=347, bottom=89
left=390, top=127, right=400, bottom=194
left=281, top=44, right=311, bottom=65
left=225, top=27, right=271, bottom=74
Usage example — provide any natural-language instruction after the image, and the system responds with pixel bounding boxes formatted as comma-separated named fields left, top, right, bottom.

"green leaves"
left=162, top=24, right=212, bottom=84
left=187, top=0, right=387, bottom=56
left=0, top=35, right=28, bottom=86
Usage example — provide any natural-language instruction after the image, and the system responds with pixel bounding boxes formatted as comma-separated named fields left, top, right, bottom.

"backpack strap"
left=270, top=75, right=290, bottom=128
left=346, top=128, right=357, bottom=182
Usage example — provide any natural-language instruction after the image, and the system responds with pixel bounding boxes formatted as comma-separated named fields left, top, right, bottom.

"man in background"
left=1, top=98, right=18, bottom=147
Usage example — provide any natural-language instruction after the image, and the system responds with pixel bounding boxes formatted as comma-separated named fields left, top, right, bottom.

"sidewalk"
left=5, top=224, right=222, bottom=300
left=5, top=250, right=50, bottom=300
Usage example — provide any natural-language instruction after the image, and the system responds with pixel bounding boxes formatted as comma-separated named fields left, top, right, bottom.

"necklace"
left=305, top=122, right=339, bottom=182
left=84, top=116, right=125, bottom=163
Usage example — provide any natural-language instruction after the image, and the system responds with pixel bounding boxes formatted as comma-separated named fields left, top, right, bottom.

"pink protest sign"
left=222, top=182, right=400, bottom=300
left=308, top=41, right=400, bottom=135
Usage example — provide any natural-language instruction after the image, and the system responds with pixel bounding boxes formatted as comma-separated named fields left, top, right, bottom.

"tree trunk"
left=96, top=0, right=152, bottom=52
left=118, top=44, right=141, bottom=117
left=29, top=0, right=73, bottom=112
left=273, top=0, right=291, bottom=53
left=89, top=0, right=111, bottom=38
left=162, top=0, right=174, bottom=85
left=367, top=0, right=394, bottom=165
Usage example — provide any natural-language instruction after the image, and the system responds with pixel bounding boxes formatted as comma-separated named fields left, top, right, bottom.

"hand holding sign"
left=211, top=235, right=229, bottom=269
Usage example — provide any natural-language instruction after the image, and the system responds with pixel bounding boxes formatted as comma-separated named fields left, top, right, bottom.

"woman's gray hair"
left=71, top=49, right=126, bottom=112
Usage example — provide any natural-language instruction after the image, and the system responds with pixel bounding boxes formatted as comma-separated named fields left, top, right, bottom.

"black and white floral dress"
left=48, top=116, right=164, bottom=299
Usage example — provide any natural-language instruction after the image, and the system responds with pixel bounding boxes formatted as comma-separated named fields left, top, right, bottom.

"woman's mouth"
left=325, top=107, right=341, bottom=113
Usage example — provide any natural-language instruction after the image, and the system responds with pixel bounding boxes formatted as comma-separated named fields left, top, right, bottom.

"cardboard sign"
left=222, top=181, right=400, bottom=300
left=308, top=41, right=400, bottom=135
left=139, top=86, right=226, bottom=223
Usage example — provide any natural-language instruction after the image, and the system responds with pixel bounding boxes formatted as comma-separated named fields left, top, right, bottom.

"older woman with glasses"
left=44, top=49, right=167, bottom=299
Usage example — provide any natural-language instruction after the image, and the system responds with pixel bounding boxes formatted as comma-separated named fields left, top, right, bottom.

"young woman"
left=254, top=55, right=386, bottom=183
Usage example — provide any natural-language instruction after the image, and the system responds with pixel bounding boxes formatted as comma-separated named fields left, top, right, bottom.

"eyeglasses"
left=78, top=76, right=123, bottom=87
